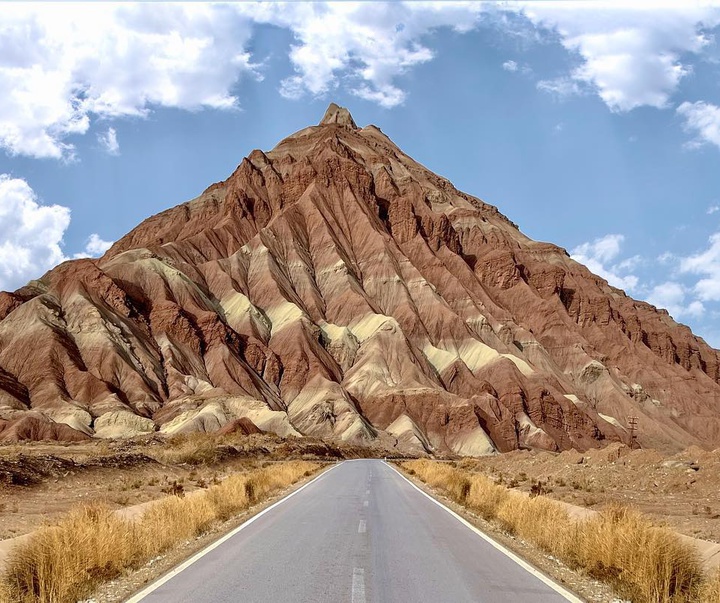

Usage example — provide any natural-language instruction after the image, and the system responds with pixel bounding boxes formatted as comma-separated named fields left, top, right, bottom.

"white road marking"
left=352, top=567, right=366, bottom=603
left=384, top=462, right=584, bottom=603
left=358, top=519, right=366, bottom=533
left=365, top=489, right=370, bottom=496
left=363, top=500, right=369, bottom=507
left=125, top=463, right=343, bottom=603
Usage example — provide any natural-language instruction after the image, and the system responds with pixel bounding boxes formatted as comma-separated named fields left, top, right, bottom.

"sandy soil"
left=460, top=442, right=720, bottom=543
left=0, top=433, right=387, bottom=541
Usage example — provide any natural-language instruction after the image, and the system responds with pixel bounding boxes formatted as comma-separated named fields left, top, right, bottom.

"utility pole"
left=627, top=416, right=639, bottom=449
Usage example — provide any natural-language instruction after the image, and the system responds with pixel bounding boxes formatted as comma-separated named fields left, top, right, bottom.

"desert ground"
left=460, top=442, right=720, bottom=544
left=0, top=432, right=384, bottom=542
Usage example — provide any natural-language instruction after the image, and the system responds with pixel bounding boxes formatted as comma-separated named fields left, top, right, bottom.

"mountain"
left=1, top=103, right=719, bottom=454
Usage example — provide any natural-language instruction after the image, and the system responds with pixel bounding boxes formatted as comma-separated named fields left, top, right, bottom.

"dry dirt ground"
left=460, top=442, right=720, bottom=544
left=0, top=433, right=386, bottom=541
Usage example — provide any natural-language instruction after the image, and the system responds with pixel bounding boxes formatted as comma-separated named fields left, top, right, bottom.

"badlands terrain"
left=2, top=105, right=720, bottom=603
left=1, top=103, right=720, bottom=457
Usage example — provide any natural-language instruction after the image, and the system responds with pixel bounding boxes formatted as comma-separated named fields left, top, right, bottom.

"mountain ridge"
left=1, top=104, right=718, bottom=454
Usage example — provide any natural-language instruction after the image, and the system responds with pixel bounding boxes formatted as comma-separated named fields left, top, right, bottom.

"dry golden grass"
left=699, top=567, right=720, bottom=603
left=569, top=504, right=701, bottom=602
left=403, top=459, right=709, bottom=603
left=2, top=461, right=319, bottom=603
left=149, top=432, right=231, bottom=466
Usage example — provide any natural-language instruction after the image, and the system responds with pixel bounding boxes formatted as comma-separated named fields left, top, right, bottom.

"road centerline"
left=126, top=460, right=580, bottom=603
left=352, top=567, right=366, bottom=603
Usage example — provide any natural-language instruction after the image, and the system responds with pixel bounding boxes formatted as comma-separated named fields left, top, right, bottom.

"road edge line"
left=385, top=462, right=584, bottom=603
left=125, top=461, right=343, bottom=602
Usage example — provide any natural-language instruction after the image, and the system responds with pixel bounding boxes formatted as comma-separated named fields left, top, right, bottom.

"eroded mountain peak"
left=1, top=107, right=719, bottom=455
left=319, top=102, right=358, bottom=129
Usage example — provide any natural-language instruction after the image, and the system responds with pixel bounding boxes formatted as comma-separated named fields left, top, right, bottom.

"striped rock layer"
left=1, top=104, right=719, bottom=455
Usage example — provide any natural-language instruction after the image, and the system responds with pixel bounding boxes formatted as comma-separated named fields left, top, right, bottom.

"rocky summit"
left=1, top=103, right=719, bottom=455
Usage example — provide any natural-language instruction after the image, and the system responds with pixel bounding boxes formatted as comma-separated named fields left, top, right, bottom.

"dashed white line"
left=358, top=519, right=366, bottom=533
left=352, top=567, right=366, bottom=603
left=363, top=500, right=369, bottom=507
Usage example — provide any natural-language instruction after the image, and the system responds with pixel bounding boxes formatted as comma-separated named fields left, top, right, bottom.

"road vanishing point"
left=128, top=460, right=581, bottom=603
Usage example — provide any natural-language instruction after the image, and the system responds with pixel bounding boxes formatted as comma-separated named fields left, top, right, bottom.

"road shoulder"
left=390, top=462, right=619, bottom=603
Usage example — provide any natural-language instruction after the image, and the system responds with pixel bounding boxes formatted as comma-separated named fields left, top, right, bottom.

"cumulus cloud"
left=680, top=232, right=720, bottom=302
left=245, top=2, right=485, bottom=108
left=571, top=234, right=639, bottom=291
left=521, top=4, right=720, bottom=112
left=0, top=176, right=116, bottom=290
left=0, top=4, right=258, bottom=159
left=73, top=234, right=113, bottom=259
left=0, top=3, right=490, bottom=153
left=645, top=281, right=704, bottom=319
left=0, top=175, right=70, bottom=291
left=98, top=127, right=119, bottom=156
left=570, top=233, right=709, bottom=320
left=4, top=1, right=716, bottom=157
left=677, top=101, right=720, bottom=149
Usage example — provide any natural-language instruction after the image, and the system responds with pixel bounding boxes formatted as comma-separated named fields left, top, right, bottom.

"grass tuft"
left=403, top=459, right=707, bottom=603
left=2, top=461, right=318, bottom=603
left=699, top=567, right=720, bottom=603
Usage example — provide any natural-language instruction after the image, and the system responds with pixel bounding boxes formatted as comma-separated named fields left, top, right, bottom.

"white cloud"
left=616, top=255, right=643, bottom=271
left=573, top=233, right=623, bottom=263
left=680, top=232, right=720, bottom=301
left=0, top=4, right=258, bottom=159
left=520, top=4, right=720, bottom=112
left=645, top=281, right=705, bottom=319
left=0, top=175, right=70, bottom=291
left=85, top=234, right=113, bottom=256
left=73, top=234, right=113, bottom=259
left=537, top=76, right=584, bottom=99
left=0, top=3, right=489, bottom=152
left=98, top=127, right=119, bottom=156
left=571, top=233, right=639, bottom=291
left=570, top=234, right=710, bottom=321
left=677, top=101, right=720, bottom=149
left=0, top=176, right=117, bottom=290
left=708, top=205, right=720, bottom=215
left=5, top=1, right=715, bottom=157
left=246, top=2, right=485, bottom=108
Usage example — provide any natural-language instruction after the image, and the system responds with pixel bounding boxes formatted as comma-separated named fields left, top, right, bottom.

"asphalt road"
left=131, top=460, right=578, bottom=603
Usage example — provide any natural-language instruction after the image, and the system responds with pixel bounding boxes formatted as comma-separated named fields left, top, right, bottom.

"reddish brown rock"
left=0, top=415, right=91, bottom=443
left=0, top=103, right=719, bottom=453
left=217, top=417, right=264, bottom=436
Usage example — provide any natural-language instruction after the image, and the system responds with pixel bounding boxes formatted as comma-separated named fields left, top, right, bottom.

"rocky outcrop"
left=1, top=104, right=719, bottom=453
left=0, top=415, right=91, bottom=443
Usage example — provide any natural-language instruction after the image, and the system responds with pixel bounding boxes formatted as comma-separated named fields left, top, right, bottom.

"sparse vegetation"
left=150, top=433, right=234, bottom=466
left=699, top=567, right=720, bottom=602
left=402, top=459, right=714, bottom=603
left=2, top=461, right=319, bottom=603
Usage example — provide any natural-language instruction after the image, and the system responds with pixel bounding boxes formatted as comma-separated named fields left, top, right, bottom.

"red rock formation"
left=1, top=102, right=719, bottom=453
left=0, top=415, right=91, bottom=443
left=217, top=418, right=263, bottom=437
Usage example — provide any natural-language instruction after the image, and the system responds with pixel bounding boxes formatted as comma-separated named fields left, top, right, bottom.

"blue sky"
left=2, top=2, right=720, bottom=344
